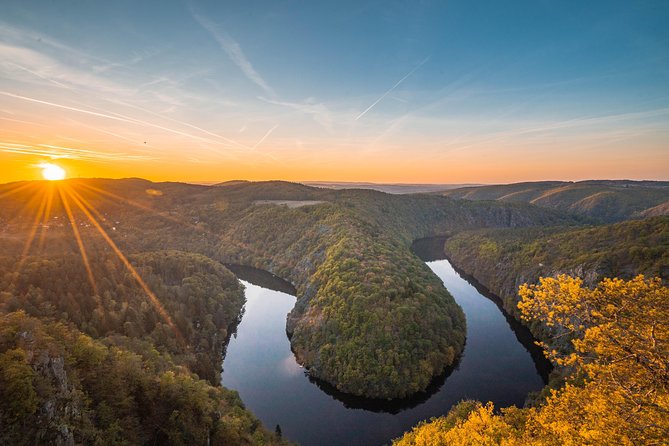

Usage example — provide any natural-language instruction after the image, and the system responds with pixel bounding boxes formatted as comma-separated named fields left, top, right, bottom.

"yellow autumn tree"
left=395, top=275, right=669, bottom=446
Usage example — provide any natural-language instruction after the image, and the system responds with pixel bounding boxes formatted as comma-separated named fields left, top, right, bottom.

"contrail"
left=192, top=12, right=276, bottom=97
left=252, top=124, right=278, bottom=149
left=7, top=62, right=70, bottom=89
left=108, top=98, right=253, bottom=150
left=1, top=91, right=280, bottom=163
left=0, top=91, right=240, bottom=149
left=355, top=56, right=430, bottom=121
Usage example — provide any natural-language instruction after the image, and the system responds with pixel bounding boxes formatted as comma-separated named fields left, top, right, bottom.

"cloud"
left=436, top=107, right=669, bottom=155
left=192, top=13, right=276, bottom=97
left=0, top=91, right=255, bottom=162
left=0, top=141, right=158, bottom=162
left=0, top=41, right=137, bottom=98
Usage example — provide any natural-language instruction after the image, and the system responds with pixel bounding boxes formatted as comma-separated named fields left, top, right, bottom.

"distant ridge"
left=303, top=181, right=483, bottom=194
left=214, top=180, right=251, bottom=186
left=441, top=180, right=669, bottom=222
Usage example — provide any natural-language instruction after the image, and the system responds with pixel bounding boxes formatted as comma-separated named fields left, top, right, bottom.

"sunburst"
left=38, top=162, right=66, bottom=181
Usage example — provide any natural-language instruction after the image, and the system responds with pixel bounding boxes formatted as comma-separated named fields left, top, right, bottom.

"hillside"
left=303, top=181, right=480, bottom=194
left=442, top=217, right=669, bottom=345
left=440, top=180, right=669, bottom=222
left=0, top=178, right=573, bottom=400
left=0, top=250, right=287, bottom=445
left=2, top=178, right=668, bottom=445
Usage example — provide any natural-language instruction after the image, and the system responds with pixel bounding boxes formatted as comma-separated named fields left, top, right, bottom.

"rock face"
left=4, top=334, right=82, bottom=446
left=32, top=352, right=78, bottom=446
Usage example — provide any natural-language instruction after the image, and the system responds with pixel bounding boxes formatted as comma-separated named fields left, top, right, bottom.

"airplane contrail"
left=0, top=91, right=244, bottom=151
left=355, top=56, right=430, bottom=121
left=252, top=124, right=278, bottom=149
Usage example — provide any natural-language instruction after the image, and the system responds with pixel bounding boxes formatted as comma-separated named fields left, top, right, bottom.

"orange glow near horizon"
left=1, top=98, right=668, bottom=185
left=1, top=92, right=668, bottom=185
left=1, top=130, right=668, bottom=185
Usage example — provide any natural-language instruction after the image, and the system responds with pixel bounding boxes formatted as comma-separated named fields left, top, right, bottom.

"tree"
left=395, top=275, right=669, bottom=445
left=0, top=348, right=38, bottom=425
left=518, top=275, right=669, bottom=444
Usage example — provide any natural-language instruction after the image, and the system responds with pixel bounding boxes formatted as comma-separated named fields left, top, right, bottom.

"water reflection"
left=221, top=255, right=549, bottom=445
left=411, top=237, right=552, bottom=382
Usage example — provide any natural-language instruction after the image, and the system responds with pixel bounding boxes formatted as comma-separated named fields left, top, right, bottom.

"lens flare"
left=39, top=163, right=66, bottom=181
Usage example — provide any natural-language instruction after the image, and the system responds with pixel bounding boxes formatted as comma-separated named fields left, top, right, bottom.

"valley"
left=0, top=178, right=666, bottom=445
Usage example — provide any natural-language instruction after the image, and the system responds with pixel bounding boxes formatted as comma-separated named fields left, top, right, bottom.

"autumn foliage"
left=395, top=275, right=668, bottom=445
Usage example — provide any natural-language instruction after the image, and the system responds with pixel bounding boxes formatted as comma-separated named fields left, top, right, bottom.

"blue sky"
left=1, top=0, right=668, bottom=182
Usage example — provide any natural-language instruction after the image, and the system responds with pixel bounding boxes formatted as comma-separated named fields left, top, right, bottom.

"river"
left=221, top=258, right=550, bottom=445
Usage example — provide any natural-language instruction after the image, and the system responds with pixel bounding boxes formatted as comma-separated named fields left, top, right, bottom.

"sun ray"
left=6, top=185, right=49, bottom=286
left=77, top=182, right=293, bottom=270
left=3, top=183, right=49, bottom=232
left=64, top=185, right=185, bottom=344
left=0, top=182, right=35, bottom=200
left=18, top=186, right=49, bottom=265
left=37, top=183, right=56, bottom=252
left=58, top=185, right=99, bottom=297
left=79, top=182, right=204, bottom=229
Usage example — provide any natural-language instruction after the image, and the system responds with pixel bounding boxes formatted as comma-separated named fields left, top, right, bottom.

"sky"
left=1, top=0, right=668, bottom=184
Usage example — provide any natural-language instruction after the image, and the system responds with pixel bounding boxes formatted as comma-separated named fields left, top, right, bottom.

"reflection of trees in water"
left=411, top=236, right=450, bottom=262
left=412, top=236, right=552, bottom=383
left=224, top=253, right=551, bottom=412
left=224, top=264, right=297, bottom=295
left=221, top=263, right=296, bottom=375
left=305, top=353, right=463, bottom=414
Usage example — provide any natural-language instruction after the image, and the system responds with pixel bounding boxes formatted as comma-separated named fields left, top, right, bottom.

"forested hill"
left=442, top=217, right=669, bottom=348
left=439, top=180, right=669, bottom=222
left=0, top=250, right=289, bottom=445
left=0, top=178, right=572, bottom=402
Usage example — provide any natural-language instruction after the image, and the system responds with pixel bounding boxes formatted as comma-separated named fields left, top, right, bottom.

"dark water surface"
left=221, top=260, right=549, bottom=446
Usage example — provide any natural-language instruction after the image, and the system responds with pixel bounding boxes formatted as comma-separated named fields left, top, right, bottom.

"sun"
left=39, top=162, right=67, bottom=181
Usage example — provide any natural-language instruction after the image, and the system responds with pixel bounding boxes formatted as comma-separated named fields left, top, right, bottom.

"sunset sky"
left=1, top=0, right=668, bottom=184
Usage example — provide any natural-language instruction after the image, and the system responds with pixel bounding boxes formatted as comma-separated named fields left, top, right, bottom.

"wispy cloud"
left=0, top=42, right=132, bottom=96
left=192, top=12, right=276, bottom=97
left=0, top=91, right=243, bottom=152
left=0, top=21, right=111, bottom=66
left=436, top=107, right=669, bottom=155
left=0, top=142, right=158, bottom=162
left=92, top=48, right=160, bottom=73
left=355, top=56, right=430, bottom=121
